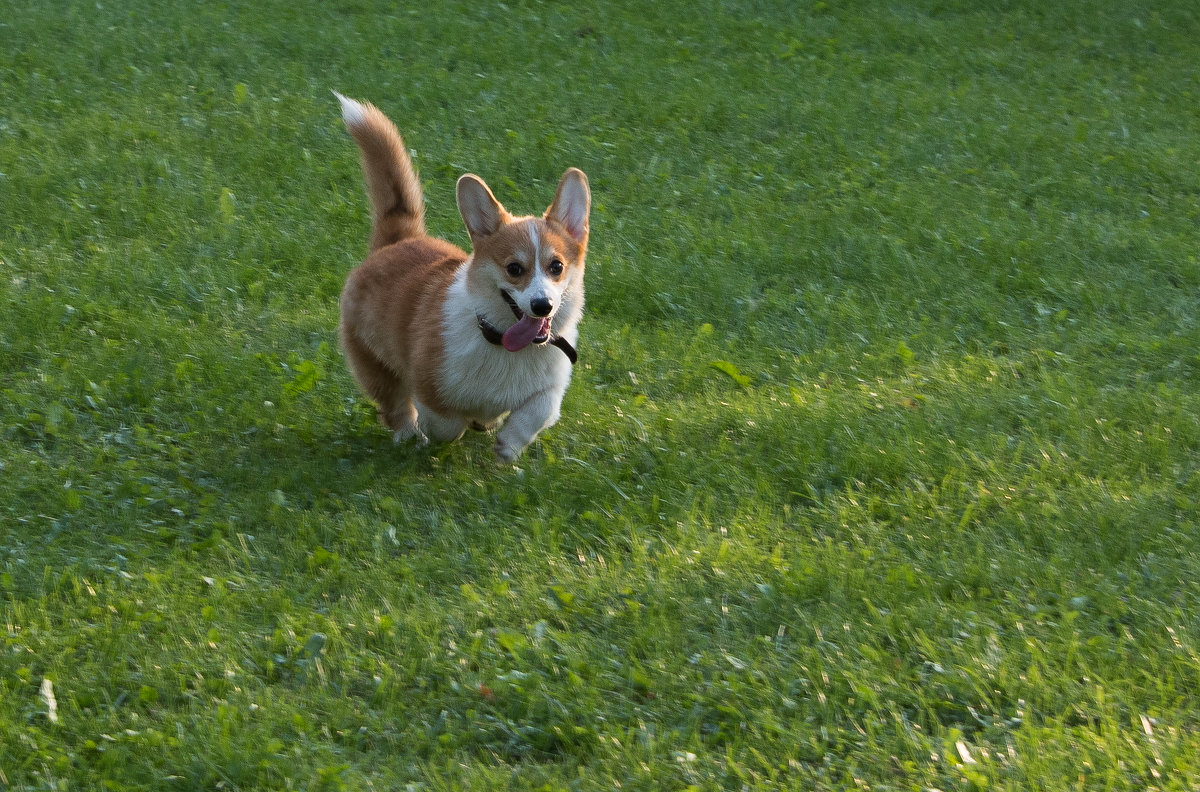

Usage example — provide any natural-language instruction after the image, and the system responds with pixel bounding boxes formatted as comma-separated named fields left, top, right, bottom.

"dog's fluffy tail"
left=334, top=92, right=426, bottom=252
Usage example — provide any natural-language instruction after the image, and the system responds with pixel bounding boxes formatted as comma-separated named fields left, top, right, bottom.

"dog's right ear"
left=546, top=168, right=590, bottom=245
left=457, top=174, right=508, bottom=239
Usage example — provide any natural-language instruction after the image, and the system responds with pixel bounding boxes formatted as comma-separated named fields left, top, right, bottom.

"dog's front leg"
left=495, top=388, right=562, bottom=462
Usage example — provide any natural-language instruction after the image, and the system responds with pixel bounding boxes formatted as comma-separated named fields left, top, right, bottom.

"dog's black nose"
left=529, top=297, right=553, bottom=317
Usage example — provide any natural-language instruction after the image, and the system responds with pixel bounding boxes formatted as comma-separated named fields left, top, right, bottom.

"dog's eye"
left=505, top=262, right=524, bottom=277
left=547, top=259, right=564, bottom=277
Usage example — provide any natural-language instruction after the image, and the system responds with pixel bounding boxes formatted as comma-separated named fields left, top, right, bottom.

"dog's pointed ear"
left=545, top=168, right=590, bottom=244
left=457, top=174, right=507, bottom=239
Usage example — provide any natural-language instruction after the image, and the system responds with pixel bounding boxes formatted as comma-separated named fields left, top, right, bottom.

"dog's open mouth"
left=500, top=291, right=551, bottom=352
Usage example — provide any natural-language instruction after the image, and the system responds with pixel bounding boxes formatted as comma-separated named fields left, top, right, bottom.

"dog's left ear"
left=545, top=168, right=590, bottom=245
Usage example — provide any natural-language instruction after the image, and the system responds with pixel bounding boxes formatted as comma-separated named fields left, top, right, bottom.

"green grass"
left=3, top=0, right=1200, bottom=788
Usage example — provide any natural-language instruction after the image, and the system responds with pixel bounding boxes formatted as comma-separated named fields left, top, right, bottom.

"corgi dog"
left=333, top=93, right=591, bottom=461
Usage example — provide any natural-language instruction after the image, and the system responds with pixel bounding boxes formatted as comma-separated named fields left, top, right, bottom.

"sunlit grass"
left=3, top=0, right=1200, bottom=789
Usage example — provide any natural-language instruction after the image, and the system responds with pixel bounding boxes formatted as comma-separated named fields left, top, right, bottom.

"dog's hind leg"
left=386, top=401, right=424, bottom=444
left=415, top=401, right=466, bottom=444
left=341, top=329, right=423, bottom=442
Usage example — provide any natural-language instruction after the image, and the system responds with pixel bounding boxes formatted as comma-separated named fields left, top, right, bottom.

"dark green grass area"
left=3, top=0, right=1200, bottom=789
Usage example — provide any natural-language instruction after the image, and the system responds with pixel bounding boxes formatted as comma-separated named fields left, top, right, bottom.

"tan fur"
left=334, top=93, right=591, bottom=460
left=339, top=236, right=465, bottom=423
left=465, top=221, right=577, bottom=294
left=339, top=96, right=426, bottom=251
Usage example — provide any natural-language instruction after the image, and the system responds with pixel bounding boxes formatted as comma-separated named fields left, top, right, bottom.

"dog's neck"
left=475, top=314, right=578, bottom=364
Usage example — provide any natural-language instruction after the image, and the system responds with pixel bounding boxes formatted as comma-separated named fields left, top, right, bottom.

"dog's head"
left=458, top=169, right=590, bottom=351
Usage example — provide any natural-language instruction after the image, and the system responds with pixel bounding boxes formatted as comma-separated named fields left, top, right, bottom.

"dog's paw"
left=493, top=438, right=523, bottom=462
left=392, top=426, right=428, bottom=446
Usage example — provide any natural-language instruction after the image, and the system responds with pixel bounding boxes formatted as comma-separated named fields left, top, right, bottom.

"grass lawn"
left=3, top=0, right=1200, bottom=788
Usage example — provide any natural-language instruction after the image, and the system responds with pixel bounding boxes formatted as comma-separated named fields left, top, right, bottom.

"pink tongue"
left=502, top=314, right=550, bottom=351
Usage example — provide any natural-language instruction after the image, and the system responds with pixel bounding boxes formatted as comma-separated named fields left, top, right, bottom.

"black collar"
left=477, top=315, right=578, bottom=365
